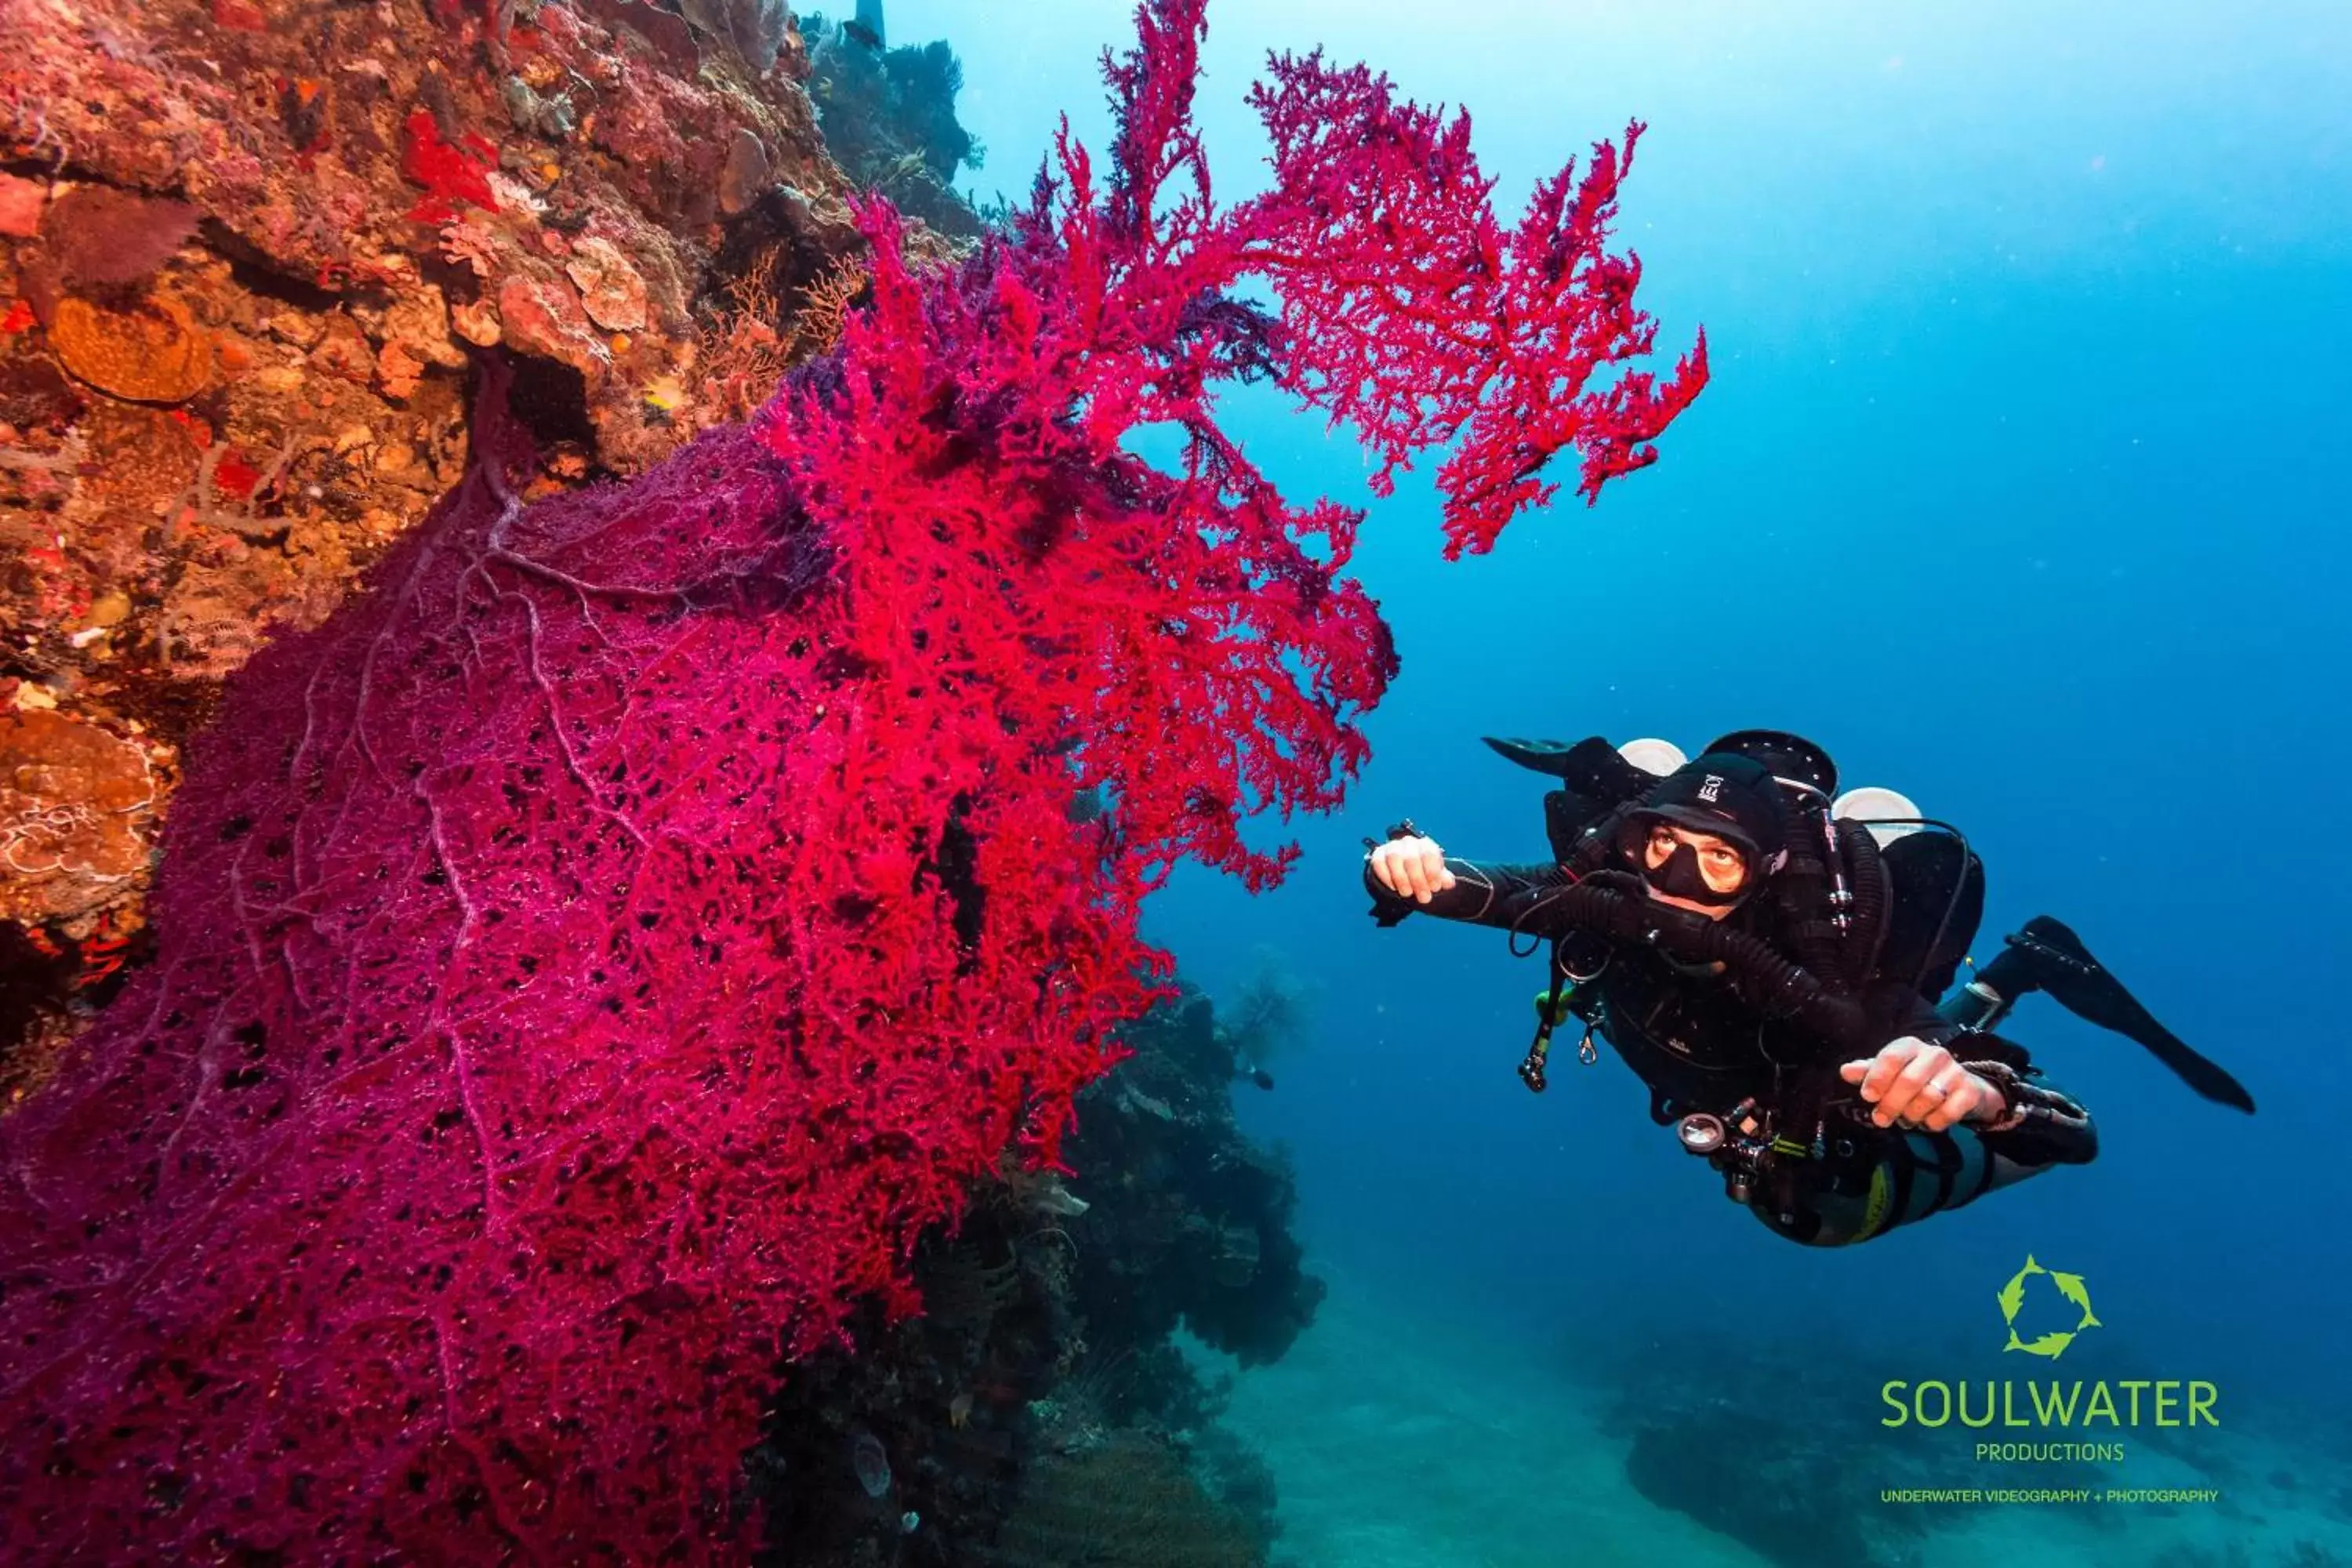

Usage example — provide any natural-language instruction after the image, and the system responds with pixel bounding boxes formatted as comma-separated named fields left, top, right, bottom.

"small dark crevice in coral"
left=498, top=351, right=604, bottom=475
left=207, top=227, right=356, bottom=314
left=0, top=924, right=75, bottom=1089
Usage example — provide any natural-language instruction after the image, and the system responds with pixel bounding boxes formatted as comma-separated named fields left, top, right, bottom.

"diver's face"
left=1642, top=824, right=1748, bottom=920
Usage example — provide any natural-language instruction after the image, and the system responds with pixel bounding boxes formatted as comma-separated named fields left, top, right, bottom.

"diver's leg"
left=1936, top=942, right=2042, bottom=1031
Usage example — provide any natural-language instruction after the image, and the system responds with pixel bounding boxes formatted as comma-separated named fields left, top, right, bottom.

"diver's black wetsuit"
left=1363, top=851, right=2099, bottom=1246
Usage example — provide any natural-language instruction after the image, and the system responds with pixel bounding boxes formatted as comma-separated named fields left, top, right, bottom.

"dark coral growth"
left=0, top=0, right=1699, bottom=1558
left=1219, top=944, right=1316, bottom=1076
left=1069, top=984, right=1326, bottom=1367
left=747, top=978, right=1296, bottom=1566
left=801, top=13, right=986, bottom=238
left=1591, top=1330, right=1939, bottom=1568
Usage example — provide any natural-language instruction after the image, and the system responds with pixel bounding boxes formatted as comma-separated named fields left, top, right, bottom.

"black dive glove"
left=1956, top=1058, right=2098, bottom=1166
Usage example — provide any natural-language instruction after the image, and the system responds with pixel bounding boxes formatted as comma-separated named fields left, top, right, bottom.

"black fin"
left=2006, top=916, right=2255, bottom=1113
left=1482, top=735, right=1654, bottom=804
left=1481, top=735, right=1586, bottom=779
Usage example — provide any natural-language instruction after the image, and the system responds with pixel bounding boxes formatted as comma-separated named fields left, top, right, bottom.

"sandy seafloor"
left=1189, top=1269, right=2352, bottom=1568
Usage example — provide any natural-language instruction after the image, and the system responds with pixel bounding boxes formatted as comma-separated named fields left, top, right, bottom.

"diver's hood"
left=1487, top=729, right=1843, bottom=811
left=1621, top=753, right=1791, bottom=880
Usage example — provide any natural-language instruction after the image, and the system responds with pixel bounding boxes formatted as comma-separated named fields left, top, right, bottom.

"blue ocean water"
left=914, top=2, right=2351, bottom=1562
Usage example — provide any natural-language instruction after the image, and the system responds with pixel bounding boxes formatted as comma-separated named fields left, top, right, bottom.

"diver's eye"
left=1697, top=845, right=1746, bottom=891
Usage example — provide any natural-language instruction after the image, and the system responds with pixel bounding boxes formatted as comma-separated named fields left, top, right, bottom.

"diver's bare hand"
left=1368, top=834, right=1456, bottom=904
left=1841, top=1036, right=2006, bottom=1133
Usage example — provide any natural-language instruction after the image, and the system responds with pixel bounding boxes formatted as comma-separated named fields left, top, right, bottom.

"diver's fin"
left=1482, top=735, right=1653, bottom=803
left=1482, top=735, right=1588, bottom=779
left=2005, top=916, right=2256, bottom=1114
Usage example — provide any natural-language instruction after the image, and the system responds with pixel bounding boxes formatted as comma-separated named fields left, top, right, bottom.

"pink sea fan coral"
left=0, top=2, right=1703, bottom=1559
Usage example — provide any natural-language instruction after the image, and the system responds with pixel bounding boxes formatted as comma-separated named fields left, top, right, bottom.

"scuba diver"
left=1361, top=730, right=2255, bottom=1246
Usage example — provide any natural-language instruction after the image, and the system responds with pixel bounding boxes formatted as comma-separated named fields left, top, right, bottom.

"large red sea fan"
left=0, top=2, right=1705, bottom=1559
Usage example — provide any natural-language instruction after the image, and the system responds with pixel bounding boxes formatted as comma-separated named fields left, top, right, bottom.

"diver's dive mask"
left=1617, top=753, right=1790, bottom=913
left=1624, top=817, right=1757, bottom=909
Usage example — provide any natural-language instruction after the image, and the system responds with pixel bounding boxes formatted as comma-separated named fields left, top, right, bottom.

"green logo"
left=1998, top=1254, right=2101, bottom=1360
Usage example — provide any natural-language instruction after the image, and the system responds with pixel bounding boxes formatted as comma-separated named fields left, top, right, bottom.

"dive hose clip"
left=1519, top=985, right=1593, bottom=1094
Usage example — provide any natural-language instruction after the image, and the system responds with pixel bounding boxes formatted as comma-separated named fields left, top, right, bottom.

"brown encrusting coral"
left=0, top=0, right=978, bottom=1072
left=0, top=706, right=156, bottom=926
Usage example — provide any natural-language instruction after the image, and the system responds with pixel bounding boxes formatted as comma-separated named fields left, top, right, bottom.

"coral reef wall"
left=0, top=0, right=1703, bottom=1559
left=0, top=0, right=944, bottom=1082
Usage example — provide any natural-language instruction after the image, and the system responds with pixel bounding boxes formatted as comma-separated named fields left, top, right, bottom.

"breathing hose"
left=1515, top=871, right=1879, bottom=1058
